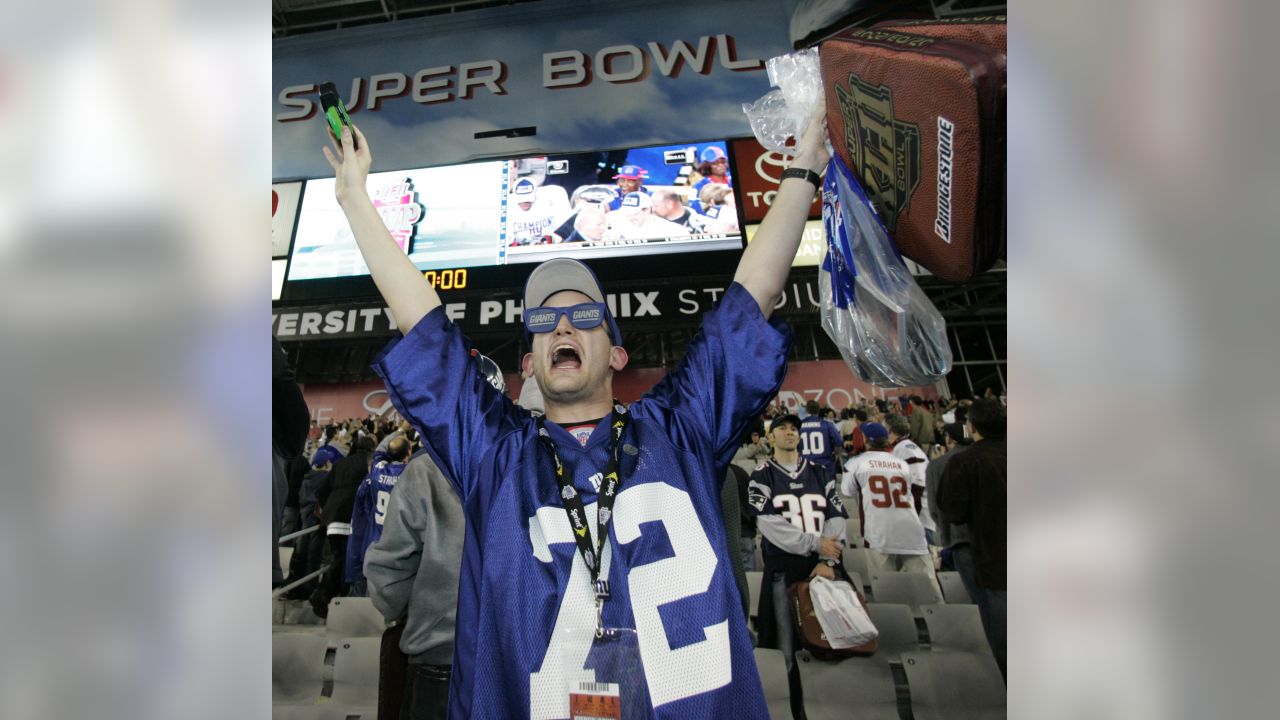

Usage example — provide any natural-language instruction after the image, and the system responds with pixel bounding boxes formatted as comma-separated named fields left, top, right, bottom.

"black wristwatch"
left=781, top=166, right=822, bottom=188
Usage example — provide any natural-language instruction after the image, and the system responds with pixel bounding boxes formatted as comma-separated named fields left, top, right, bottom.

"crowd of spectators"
left=277, top=390, right=1007, bottom=715
left=278, top=415, right=425, bottom=613
left=734, top=392, right=1007, bottom=676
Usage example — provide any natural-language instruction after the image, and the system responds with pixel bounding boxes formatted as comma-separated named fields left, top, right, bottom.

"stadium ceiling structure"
left=273, top=0, right=546, bottom=37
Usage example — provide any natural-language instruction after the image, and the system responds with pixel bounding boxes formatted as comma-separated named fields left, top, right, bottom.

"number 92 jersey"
left=842, top=451, right=928, bottom=555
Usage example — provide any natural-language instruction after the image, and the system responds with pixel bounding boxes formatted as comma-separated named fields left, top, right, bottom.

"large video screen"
left=286, top=141, right=742, bottom=281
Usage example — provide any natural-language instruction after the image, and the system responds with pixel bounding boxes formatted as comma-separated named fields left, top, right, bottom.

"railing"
left=280, top=524, right=320, bottom=543
left=273, top=523, right=326, bottom=600
left=272, top=564, right=330, bottom=599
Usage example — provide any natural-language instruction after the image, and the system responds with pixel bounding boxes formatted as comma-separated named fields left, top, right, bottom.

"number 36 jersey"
left=747, top=458, right=846, bottom=563
left=842, top=451, right=928, bottom=555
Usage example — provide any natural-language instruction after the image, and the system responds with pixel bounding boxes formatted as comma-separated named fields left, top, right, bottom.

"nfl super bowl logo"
left=834, top=74, right=921, bottom=231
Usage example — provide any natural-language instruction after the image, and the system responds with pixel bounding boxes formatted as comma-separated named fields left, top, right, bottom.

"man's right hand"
left=820, top=537, right=843, bottom=558
left=322, top=124, right=373, bottom=207
left=319, top=122, right=442, bottom=333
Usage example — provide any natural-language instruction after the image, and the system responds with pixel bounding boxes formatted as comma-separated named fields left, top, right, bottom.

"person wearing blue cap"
left=841, top=422, right=933, bottom=576
left=322, top=113, right=829, bottom=719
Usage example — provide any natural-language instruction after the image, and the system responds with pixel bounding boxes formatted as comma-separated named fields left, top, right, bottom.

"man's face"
left=771, top=422, right=800, bottom=452
left=617, top=177, right=641, bottom=193
left=522, top=290, right=625, bottom=405
left=625, top=207, right=651, bottom=227
left=576, top=206, right=606, bottom=241
left=654, top=196, right=680, bottom=220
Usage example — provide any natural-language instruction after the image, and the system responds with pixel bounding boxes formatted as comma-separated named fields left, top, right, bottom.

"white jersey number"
left=374, top=490, right=391, bottom=526
left=799, top=430, right=825, bottom=456
left=528, top=483, right=730, bottom=718
left=772, top=493, right=828, bottom=535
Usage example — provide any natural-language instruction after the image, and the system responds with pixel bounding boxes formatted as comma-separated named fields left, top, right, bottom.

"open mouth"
left=551, top=344, right=582, bottom=370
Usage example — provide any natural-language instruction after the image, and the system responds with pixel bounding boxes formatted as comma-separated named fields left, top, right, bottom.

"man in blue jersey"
left=747, top=413, right=846, bottom=719
left=798, top=401, right=843, bottom=479
left=323, top=113, right=828, bottom=719
left=345, top=436, right=412, bottom=595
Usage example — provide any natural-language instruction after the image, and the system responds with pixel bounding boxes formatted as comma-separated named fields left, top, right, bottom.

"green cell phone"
left=318, top=82, right=357, bottom=148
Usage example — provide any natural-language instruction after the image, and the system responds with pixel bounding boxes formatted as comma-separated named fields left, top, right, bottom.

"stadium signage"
left=272, top=0, right=793, bottom=178
left=273, top=276, right=821, bottom=341
left=276, top=34, right=761, bottom=122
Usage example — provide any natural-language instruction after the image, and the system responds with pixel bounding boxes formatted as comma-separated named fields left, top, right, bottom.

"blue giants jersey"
left=345, top=455, right=409, bottom=584
left=374, top=283, right=792, bottom=720
left=798, top=416, right=843, bottom=475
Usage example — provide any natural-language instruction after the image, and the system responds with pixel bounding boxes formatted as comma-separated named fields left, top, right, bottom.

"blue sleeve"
left=827, top=423, right=842, bottom=451
left=346, top=479, right=372, bottom=583
left=371, top=308, right=526, bottom=500
left=642, top=283, right=793, bottom=466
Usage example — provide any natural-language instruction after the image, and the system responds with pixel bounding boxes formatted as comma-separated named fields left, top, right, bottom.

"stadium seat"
left=901, top=651, right=1005, bottom=719
left=272, top=705, right=374, bottom=720
left=325, top=597, right=386, bottom=647
left=922, top=604, right=991, bottom=656
left=845, top=516, right=862, bottom=546
left=937, top=571, right=973, bottom=604
left=796, top=652, right=899, bottom=720
left=272, top=633, right=327, bottom=705
left=745, top=571, right=763, bottom=620
left=752, top=648, right=791, bottom=720
left=870, top=573, right=944, bottom=616
left=845, top=571, right=866, bottom=597
left=329, top=637, right=381, bottom=711
left=842, top=549, right=872, bottom=590
left=864, top=603, right=919, bottom=661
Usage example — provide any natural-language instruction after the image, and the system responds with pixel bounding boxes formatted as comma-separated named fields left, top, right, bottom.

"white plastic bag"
left=808, top=576, right=878, bottom=649
left=819, top=151, right=953, bottom=387
left=741, top=47, right=824, bottom=155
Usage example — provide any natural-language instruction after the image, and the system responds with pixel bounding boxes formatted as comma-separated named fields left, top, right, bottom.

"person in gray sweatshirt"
left=364, top=447, right=464, bottom=720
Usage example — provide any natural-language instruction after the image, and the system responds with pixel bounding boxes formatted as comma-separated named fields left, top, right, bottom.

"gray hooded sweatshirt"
left=364, top=449, right=465, bottom=665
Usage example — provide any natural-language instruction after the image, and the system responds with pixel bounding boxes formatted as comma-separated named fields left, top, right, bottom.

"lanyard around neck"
left=535, top=404, right=630, bottom=590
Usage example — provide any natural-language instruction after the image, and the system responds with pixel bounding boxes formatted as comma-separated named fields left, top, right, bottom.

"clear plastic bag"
left=741, top=47, right=823, bottom=155
left=743, top=47, right=950, bottom=388
left=820, top=151, right=953, bottom=387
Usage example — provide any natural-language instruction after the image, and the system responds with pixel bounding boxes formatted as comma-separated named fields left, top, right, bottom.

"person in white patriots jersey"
left=841, top=423, right=932, bottom=575
left=885, top=413, right=938, bottom=546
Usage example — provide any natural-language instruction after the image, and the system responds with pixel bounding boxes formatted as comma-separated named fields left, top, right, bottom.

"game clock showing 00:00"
left=423, top=268, right=468, bottom=289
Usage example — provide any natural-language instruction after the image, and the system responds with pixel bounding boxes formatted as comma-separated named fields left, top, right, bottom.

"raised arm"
left=733, top=111, right=831, bottom=317
left=323, top=125, right=440, bottom=333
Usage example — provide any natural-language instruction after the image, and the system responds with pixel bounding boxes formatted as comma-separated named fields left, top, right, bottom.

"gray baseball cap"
left=522, top=258, right=622, bottom=345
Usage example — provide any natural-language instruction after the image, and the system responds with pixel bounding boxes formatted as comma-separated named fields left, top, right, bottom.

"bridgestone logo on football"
left=935, top=116, right=955, bottom=244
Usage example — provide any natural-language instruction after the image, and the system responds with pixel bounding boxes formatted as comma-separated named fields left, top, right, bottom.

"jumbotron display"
left=286, top=140, right=742, bottom=281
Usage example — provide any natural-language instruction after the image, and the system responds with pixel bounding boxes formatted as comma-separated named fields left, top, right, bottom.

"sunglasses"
left=522, top=302, right=610, bottom=334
